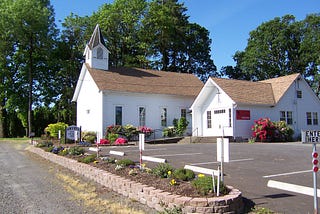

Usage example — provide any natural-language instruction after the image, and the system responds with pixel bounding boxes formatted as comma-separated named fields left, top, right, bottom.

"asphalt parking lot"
left=96, top=142, right=318, bottom=213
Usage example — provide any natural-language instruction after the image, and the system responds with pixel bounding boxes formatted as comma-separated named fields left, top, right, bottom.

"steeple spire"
left=87, top=24, right=107, bottom=49
left=83, top=24, right=110, bottom=70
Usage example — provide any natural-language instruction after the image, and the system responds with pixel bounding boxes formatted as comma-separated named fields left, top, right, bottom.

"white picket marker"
left=109, top=150, right=125, bottom=156
left=142, top=156, right=166, bottom=163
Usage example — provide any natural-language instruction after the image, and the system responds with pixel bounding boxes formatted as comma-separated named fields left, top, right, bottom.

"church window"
left=97, top=47, right=103, bottom=59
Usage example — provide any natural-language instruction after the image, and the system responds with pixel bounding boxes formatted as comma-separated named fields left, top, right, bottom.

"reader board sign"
left=301, top=130, right=320, bottom=144
left=66, top=125, right=81, bottom=140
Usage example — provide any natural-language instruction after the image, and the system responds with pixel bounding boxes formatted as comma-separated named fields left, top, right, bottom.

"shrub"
left=114, top=137, right=128, bottom=145
left=172, top=168, right=195, bottom=181
left=163, top=126, right=176, bottom=137
left=78, top=154, right=96, bottom=164
left=68, top=146, right=85, bottom=155
left=99, top=138, right=110, bottom=145
left=274, top=121, right=294, bottom=141
left=107, top=133, right=119, bottom=143
left=175, top=117, right=189, bottom=136
left=116, top=159, right=135, bottom=167
left=252, top=118, right=294, bottom=142
left=122, top=124, right=139, bottom=141
left=81, top=131, right=96, bottom=144
left=103, top=157, right=116, bottom=164
left=45, top=146, right=54, bottom=152
left=105, top=125, right=122, bottom=136
left=139, top=126, right=153, bottom=138
left=252, top=118, right=275, bottom=142
left=44, top=122, right=68, bottom=139
left=51, top=146, right=64, bottom=154
left=58, top=148, right=69, bottom=156
left=35, top=141, right=53, bottom=148
left=192, top=175, right=228, bottom=196
left=152, top=163, right=174, bottom=178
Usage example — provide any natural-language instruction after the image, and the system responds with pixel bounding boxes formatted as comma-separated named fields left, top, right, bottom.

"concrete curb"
left=27, top=146, right=244, bottom=213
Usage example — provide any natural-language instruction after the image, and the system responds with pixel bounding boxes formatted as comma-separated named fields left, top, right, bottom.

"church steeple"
left=83, top=24, right=110, bottom=70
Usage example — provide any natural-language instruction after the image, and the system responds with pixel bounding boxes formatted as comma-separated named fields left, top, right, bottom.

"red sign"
left=236, top=110, right=250, bottom=120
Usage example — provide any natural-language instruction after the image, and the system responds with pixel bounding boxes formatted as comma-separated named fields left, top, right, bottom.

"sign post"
left=302, top=130, right=320, bottom=214
left=217, top=137, right=229, bottom=182
left=139, top=133, right=145, bottom=169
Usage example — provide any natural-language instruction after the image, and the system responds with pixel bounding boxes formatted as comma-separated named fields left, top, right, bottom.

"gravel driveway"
left=0, top=141, right=156, bottom=214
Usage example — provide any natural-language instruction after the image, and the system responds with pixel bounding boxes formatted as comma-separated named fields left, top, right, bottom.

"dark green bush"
left=78, top=155, right=96, bottom=164
left=173, top=168, right=195, bottom=181
left=191, top=176, right=228, bottom=196
left=116, top=159, right=135, bottom=166
left=152, top=163, right=174, bottom=178
left=68, top=146, right=85, bottom=155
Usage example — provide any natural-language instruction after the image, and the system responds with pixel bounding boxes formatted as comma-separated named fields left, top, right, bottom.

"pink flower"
left=99, top=139, right=110, bottom=145
left=114, top=138, right=128, bottom=145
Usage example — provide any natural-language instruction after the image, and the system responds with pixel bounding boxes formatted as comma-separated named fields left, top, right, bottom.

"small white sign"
left=302, top=130, right=320, bottom=144
left=217, top=138, right=229, bottom=162
left=66, top=125, right=80, bottom=140
left=139, top=133, right=145, bottom=151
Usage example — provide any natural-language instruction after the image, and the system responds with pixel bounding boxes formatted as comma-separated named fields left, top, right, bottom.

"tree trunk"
left=28, top=38, right=34, bottom=137
left=0, top=105, right=4, bottom=138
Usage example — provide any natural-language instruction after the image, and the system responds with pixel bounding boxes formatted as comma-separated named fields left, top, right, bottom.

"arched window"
left=97, top=47, right=103, bottom=59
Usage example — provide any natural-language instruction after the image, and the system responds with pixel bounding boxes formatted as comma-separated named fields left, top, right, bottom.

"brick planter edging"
left=27, top=146, right=244, bottom=213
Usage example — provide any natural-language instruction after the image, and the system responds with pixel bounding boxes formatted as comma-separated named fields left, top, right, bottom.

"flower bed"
left=28, top=145, right=244, bottom=213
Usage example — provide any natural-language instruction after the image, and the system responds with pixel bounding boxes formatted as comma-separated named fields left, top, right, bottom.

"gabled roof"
left=211, top=78, right=275, bottom=105
left=260, top=73, right=300, bottom=103
left=210, top=73, right=301, bottom=106
left=87, top=24, right=107, bottom=49
left=86, top=64, right=203, bottom=97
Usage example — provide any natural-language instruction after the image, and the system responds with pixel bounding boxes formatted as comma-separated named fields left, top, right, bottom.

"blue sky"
left=51, top=0, right=319, bottom=71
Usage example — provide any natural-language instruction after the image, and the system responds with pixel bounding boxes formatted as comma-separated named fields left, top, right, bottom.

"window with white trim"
left=280, top=111, right=293, bottom=125
left=139, top=107, right=146, bottom=126
left=181, top=108, right=187, bottom=118
left=307, top=112, right=318, bottom=125
left=115, top=106, right=122, bottom=125
left=228, top=108, right=232, bottom=127
left=207, top=111, right=212, bottom=128
left=161, top=108, right=167, bottom=127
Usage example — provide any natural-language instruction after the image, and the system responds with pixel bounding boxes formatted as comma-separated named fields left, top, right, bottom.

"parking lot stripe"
left=153, top=153, right=202, bottom=157
left=267, top=180, right=320, bottom=197
left=263, top=169, right=312, bottom=178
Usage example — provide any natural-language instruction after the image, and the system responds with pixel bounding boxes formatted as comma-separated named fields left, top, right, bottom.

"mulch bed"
left=68, top=154, right=223, bottom=198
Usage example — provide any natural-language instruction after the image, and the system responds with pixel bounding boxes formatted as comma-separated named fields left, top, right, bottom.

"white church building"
left=72, top=24, right=320, bottom=141
left=72, top=25, right=203, bottom=138
left=190, top=74, right=320, bottom=140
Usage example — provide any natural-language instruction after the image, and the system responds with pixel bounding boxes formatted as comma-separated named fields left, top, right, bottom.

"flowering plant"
left=114, top=137, right=128, bottom=145
left=252, top=118, right=294, bottom=142
left=99, top=139, right=110, bottom=145
left=139, top=126, right=153, bottom=138
left=170, top=179, right=177, bottom=186
left=252, top=118, right=275, bottom=141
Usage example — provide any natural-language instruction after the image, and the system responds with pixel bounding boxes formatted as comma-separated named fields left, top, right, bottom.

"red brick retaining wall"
left=27, top=146, right=244, bottom=213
